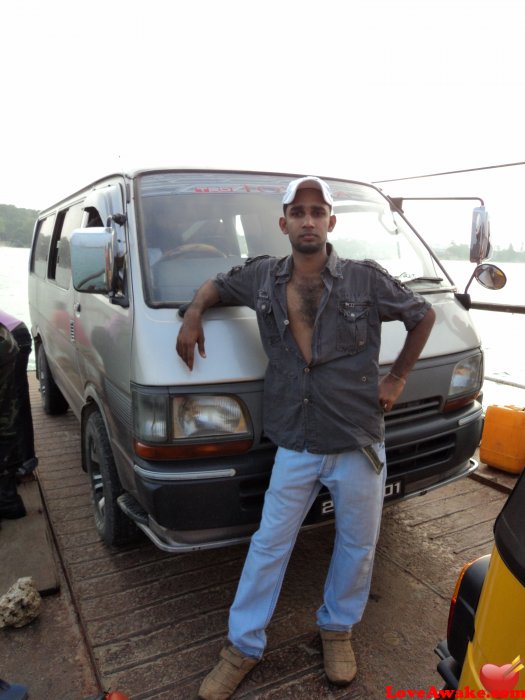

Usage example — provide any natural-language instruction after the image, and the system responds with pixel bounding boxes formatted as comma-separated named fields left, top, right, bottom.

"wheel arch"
left=79, top=388, right=113, bottom=473
left=82, top=400, right=139, bottom=546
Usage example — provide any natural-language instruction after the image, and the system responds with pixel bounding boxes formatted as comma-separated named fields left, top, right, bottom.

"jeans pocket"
left=361, top=443, right=385, bottom=474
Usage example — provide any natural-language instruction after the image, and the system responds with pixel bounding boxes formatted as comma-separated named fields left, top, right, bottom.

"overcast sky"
left=1, top=0, right=524, bottom=248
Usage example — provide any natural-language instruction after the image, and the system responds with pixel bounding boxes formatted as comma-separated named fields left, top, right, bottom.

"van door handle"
left=74, top=303, right=81, bottom=313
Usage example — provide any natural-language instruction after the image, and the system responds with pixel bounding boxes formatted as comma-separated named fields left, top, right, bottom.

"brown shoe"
left=320, top=629, right=357, bottom=686
left=198, top=645, right=259, bottom=699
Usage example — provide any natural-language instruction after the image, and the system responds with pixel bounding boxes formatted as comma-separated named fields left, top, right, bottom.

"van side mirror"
left=474, top=263, right=507, bottom=290
left=463, top=263, right=507, bottom=294
left=71, top=227, right=118, bottom=294
left=470, top=206, right=491, bottom=263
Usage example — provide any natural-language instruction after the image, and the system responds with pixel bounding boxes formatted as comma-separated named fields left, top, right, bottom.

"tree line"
left=434, top=242, right=525, bottom=262
left=1, top=202, right=524, bottom=262
left=0, top=204, right=39, bottom=247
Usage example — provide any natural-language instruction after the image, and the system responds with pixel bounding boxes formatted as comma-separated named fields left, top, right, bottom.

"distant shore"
left=1, top=241, right=523, bottom=263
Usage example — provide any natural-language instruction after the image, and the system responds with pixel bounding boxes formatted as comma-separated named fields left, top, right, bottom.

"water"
left=0, top=248, right=34, bottom=367
left=1, top=248, right=524, bottom=406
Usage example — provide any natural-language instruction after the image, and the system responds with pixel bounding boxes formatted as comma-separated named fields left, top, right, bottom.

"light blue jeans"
left=228, top=444, right=387, bottom=658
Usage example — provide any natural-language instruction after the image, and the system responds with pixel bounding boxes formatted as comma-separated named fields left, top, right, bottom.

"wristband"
left=388, top=371, right=406, bottom=385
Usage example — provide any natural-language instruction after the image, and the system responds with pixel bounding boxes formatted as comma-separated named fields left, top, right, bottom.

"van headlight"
left=443, top=354, right=483, bottom=412
left=132, top=390, right=253, bottom=459
left=133, top=392, right=169, bottom=443
left=173, top=395, right=249, bottom=439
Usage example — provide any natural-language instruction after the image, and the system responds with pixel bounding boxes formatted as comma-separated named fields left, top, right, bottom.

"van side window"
left=31, top=215, right=56, bottom=279
left=50, top=202, right=85, bottom=289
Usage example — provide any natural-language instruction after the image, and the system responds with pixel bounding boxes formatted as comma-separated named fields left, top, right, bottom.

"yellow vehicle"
left=436, top=468, right=525, bottom=697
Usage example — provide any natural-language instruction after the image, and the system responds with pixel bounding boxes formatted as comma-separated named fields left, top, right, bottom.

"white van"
left=28, top=168, right=504, bottom=552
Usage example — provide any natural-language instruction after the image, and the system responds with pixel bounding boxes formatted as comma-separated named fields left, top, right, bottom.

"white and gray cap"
left=282, top=176, right=334, bottom=208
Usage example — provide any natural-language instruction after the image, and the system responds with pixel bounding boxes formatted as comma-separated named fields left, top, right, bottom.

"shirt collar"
left=325, top=243, right=344, bottom=278
left=274, top=242, right=343, bottom=281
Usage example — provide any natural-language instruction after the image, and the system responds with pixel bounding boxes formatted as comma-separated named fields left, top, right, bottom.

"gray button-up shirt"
left=214, top=245, right=431, bottom=454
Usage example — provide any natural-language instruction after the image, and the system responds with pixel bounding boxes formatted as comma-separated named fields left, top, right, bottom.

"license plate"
left=319, top=479, right=404, bottom=516
left=384, top=479, right=403, bottom=500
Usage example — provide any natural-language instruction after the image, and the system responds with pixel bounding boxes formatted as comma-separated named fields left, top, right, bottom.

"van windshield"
left=137, top=171, right=447, bottom=306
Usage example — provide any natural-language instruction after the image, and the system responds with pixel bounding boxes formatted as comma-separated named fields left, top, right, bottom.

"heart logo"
left=480, top=657, right=523, bottom=698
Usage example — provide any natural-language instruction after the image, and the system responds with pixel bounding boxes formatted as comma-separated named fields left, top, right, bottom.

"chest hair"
left=288, top=276, right=325, bottom=328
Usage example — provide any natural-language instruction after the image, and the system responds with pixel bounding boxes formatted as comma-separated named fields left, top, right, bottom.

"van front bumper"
left=125, top=400, right=484, bottom=552
left=127, top=447, right=291, bottom=551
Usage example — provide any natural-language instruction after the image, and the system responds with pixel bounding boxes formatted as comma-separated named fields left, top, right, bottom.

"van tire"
left=84, top=411, right=140, bottom=546
left=37, top=344, right=69, bottom=415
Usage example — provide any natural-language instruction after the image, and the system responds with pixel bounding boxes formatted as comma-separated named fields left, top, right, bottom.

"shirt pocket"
left=256, top=291, right=295, bottom=376
left=256, top=291, right=280, bottom=342
left=336, top=300, right=370, bottom=354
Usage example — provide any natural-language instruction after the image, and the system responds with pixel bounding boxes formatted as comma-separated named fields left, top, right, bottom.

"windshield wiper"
left=397, top=275, right=444, bottom=284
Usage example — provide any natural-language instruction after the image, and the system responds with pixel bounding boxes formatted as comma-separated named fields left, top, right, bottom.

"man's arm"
left=176, top=279, right=221, bottom=370
left=379, top=307, right=436, bottom=411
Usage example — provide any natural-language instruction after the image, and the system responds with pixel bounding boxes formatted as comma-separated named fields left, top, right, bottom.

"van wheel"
left=37, top=344, right=69, bottom=415
left=84, top=411, right=140, bottom=546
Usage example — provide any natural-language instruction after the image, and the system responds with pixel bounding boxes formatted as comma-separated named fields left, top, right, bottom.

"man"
left=0, top=310, right=38, bottom=479
left=177, top=176, right=436, bottom=699
left=0, top=321, right=26, bottom=519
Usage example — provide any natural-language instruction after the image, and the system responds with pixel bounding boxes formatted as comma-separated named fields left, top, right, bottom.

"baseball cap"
left=282, top=176, right=334, bottom=208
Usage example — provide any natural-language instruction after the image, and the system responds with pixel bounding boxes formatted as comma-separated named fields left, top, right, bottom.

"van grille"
left=386, top=433, right=455, bottom=475
left=385, top=396, right=456, bottom=477
left=384, top=396, right=442, bottom=426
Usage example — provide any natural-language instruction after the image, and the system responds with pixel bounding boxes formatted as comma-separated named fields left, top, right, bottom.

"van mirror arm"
left=389, top=195, right=486, bottom=213
left=109, top=292, right=129, bottom=308
left=109, top=213, right=127, bottom=226
left=106, top=214, right=127, bottom=257
left=387, top=197, right=492, bottom=266
left=454, top=293, right=472, bottom=310
left=103, top=216, right=128, bottom=299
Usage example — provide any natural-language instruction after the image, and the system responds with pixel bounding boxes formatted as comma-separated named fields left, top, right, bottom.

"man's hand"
left=175, top=280, right=221, bottom=370
left=378, top=373, right=406, bottom=412
left=176, top=310, right=206, bottom=370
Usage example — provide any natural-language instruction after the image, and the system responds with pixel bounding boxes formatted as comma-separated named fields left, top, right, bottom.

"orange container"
left=479, top=404, right=525, bottom=473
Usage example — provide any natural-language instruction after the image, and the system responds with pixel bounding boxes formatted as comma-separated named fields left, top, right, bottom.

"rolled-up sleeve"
left=374, top=268, right=432, bottom=330
left=213, top=262, right=258, bottom=308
